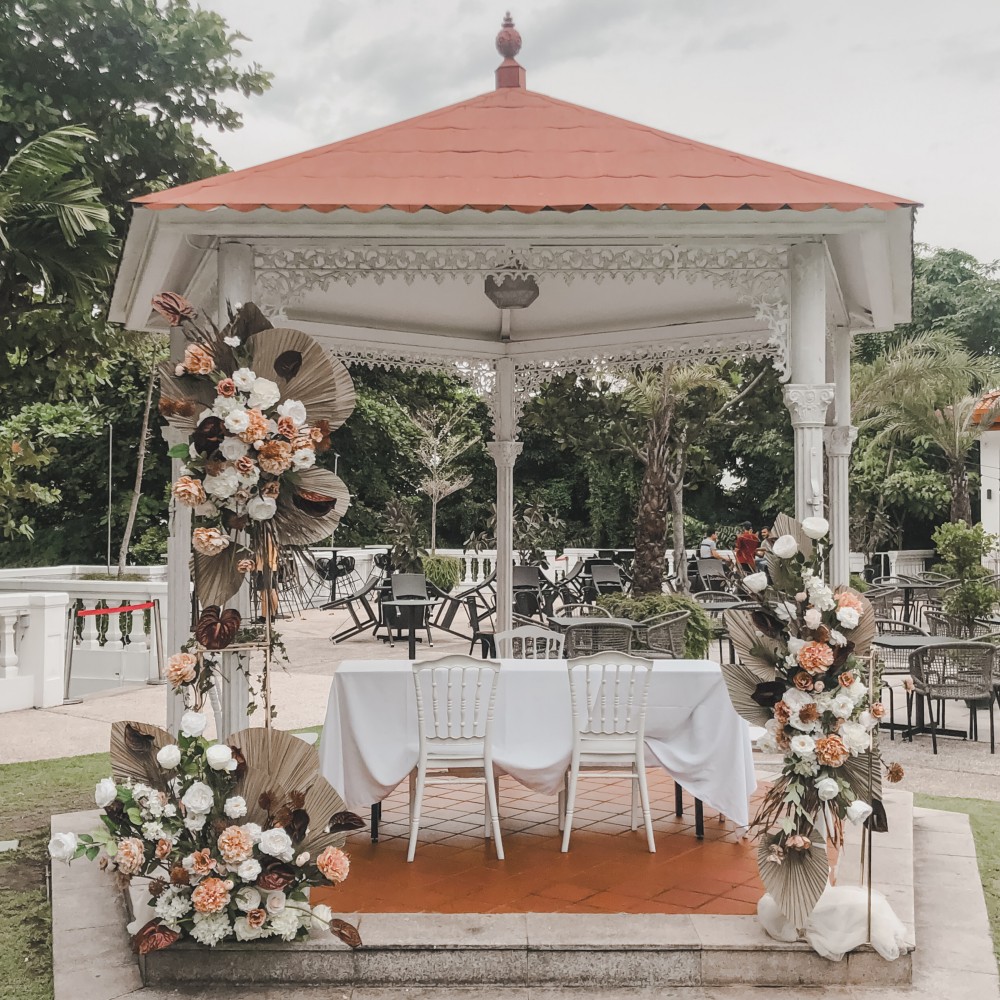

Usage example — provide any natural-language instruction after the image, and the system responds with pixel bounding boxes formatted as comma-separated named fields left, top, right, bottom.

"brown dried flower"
left=172, top=475, right=206, bottom=507
left=886, top=762, right=905, bottom=783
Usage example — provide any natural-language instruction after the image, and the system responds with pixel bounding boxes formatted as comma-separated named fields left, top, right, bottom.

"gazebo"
left=110, top=14, right=917, bottom=718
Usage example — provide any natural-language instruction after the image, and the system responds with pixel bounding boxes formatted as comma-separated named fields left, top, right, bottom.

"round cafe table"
left=380, top=599, right=439, bottom=659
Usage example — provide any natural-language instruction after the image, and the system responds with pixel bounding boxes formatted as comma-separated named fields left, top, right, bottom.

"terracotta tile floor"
left=314, top=770, right=764, bottom=915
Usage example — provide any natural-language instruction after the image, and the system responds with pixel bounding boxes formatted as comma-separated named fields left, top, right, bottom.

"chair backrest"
left=512, top=565, right=542, bottom=590
left=644, top=609, right=690, bottom=656
left=513, top=589, right=541, bottom=618
left=392, top=573, right=428, bottom=600
left=564, top=621, right=633, bottom=657
left=691, top=590, right=740, bottom=604
left=464, top=594, right=483, bottom=631
left=874, top=617, right=927, bottom=636
left=697, top=558, right=727, bottom=578
left=865, top=587, right=900, bottom=617
left=567, top=652, right=653, bottom=737
left=412, top=655, right=501, bottom=744
left=591, top=564, right=623, bottom=592
left=495, top=625, right=564, bottom=659
left=908, top=642, right=995, bottom=698
left=559, top=603, right=612, bottom=618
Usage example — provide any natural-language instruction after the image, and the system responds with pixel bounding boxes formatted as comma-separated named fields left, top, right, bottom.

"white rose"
left=163, top=804, right=177, bottom=818
left=181, top=780, right=214, bottom=815
left=193, top=501, right=218, bottom=518
left=782, top=688, right=812, bottom=712
left=157, top=744, right=181, bottom=770
left=804, top=609, right=822, bottom=629
left=94, top=777, right=118, bottom=809
left=225, top=796, right=248, bottom=819
left=846, top=800, right=873, bottom=825
left=232, top=367, right=257, bottom=392
left=772, top=534, right=798, bottom=559
left=206, top=744, right=237, bottom=772
left=203, top=467, right=240, bottom=499
left=212, top=395, right=242, bottom=417
left=277, top=399, right=307, bottom=426
left=265, top=891, right=286, bottom=914
left=247, top=377, right=280, bottom=410
left=828, top=629, right=847, bottom=647
left=756, top=732, right=780, bottom=753
left=787, top=637, right=806, bottom=656
left=220, top=436, right=248, bottom=461
left=235, top=463, right=260, bottom=487
left=816, top=777, right=840, bottom=801
left=801, top=516, right=830, bottom=540
left=235, top=886, right=261, bottom=912
left=840, top=721, right=871, bottom=754
left=237, top=858, right=262, bottom=882
left=180, top=711, right=207, bottom=738
left=258, top=827, right=294, bottom=862
left=295, top=852, right=310, bottom=866
left=243, top=823, right=262, bottom=844
left=233, top=916, right=264, bottom=941
left=223, top=408, right=251, bottom=435
left=789, top=734, right=816, bottom=757
left=290, top=448, right=315, bottom=471
left=836, top=606, right=860, bottom=630
left=742, top=571, right=767, bottom=593
left=224, top=335, right=241, bottom=347
left=311, top=903, right=333, bottom=928
left=858, top=710, right=877, bottom=732
left=184, top=813, right=208, bottom=833
left=846, top=679, right=868, bottom=703
left=247, top=496, right=277, bottom=521
left=831, top=693, right=855, bottom=720
left=48, top=832, right=78, bottom=864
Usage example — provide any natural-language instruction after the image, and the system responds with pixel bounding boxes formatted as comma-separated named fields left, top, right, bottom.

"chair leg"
left=484, top=776, right=501, bottom=839
left=557, top=780, right=566, bottom=832
left=408, top=771, right=416, bottom=825
left=406, top=764, right=426, bottom=863
left=694, top=798, right=704, bottom=839
left=887, top=685, right=895, bottom=741
left=561, top=762, right=580, bottom=853
left=630, top=772, right=638, bottom=831
left=674, top=780, right=684, bottom=818
left=928, top=696, right=938, bottom=755
left=991, top=697, right=996, bottom=755
left=636, top=762, right=656, bottom=853
left=485, top=768, right=504, bottom=860
left=905, top=692, right=914, bottom=742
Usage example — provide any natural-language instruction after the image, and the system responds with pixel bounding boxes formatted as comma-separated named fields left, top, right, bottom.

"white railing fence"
left=0, top=592, right=68, bottom=713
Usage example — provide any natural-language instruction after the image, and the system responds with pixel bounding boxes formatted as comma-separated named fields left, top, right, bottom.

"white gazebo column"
left=825, top=325, right=856, bottom=588
left=783, top=243, right=834, bottom=521
left=217, top=241, right=253, bottom=734
left=488, top=358, right=522, bottom=643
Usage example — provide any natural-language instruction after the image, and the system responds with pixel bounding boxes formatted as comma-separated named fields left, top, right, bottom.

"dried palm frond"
left=771, top=513, right=814, bottom=560
left=758, top=836, right=830, bottom=931
left=194, top=544, right=243, bottom=608
left=724, top=609, right=782, bottom=682
left=274, top=467, right=351, bottom=547
left=110, top=721, right=174, bottom=790
left=157, top=364, right=217, bottom=432
left=249, top=328, right=356, bottom=432
left=841, top=749, right=883, bottom=804
left=836, top=589, right=876, bottom=656
left=720, top=662, right=779, bottom=728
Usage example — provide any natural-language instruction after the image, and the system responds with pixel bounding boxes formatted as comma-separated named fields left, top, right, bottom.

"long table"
left=320, top=657, right=756, bottom=833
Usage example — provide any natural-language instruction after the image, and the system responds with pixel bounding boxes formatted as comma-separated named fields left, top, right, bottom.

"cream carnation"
left=190, top=910, right=231, bottom=946
left=772, top=534, right=798, bottom=559
left=224, top=795, right=248, bottom=819
left=237, top=858, right=262, bottom=882
left=290, top=447, right=315, bottom=471
left=232, top=367, right=257, bottom=391
left=220, top=436, right=248, bottom=460
left=223, top=409, right=250, bottom=435
left=247, top=377, right=280, bottom=410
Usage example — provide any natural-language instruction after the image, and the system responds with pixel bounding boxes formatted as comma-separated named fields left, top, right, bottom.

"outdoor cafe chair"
left=639, top=609, right=690, bottom=658
left=494, top=625, right=564, bottom=659
left=907, top=642, right=997, bottom=754
left=560, top=652, right=656, bottom=853
left=563, top=620, right=633, bottom=658
left=696, top=558, right=731, bottom=592
left=407, top=655, right=503, bottom=862
left=872, top=618, right=927, bottom=739
left=465, top=595, right=495, bottom=658
left=383, top=573, right=434, bottom=649
left=591, top=563, right=625, bottom=596
left=557, top=603, right=612, bottom=619
left=925, top=610, right=994, bottom=640
left=865, top=586, right=901, bottom=620
left=327, top=572, right=386, bottom=644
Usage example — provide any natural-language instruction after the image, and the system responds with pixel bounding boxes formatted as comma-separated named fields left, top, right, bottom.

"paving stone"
left=525, top=913, right=699, bottom=949
left=526, top=948, right=701, bottom=987
left=359, top=912, right=527, bottom=948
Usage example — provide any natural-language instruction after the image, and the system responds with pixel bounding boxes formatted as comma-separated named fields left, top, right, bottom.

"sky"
left=198, top=0, right=1000, bottom=262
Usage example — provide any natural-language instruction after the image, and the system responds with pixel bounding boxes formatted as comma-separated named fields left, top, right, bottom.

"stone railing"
left=0, top=592, right=68, bottom=713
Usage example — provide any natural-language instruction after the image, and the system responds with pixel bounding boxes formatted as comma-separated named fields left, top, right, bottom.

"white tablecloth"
left=319, top=658, right=756, bottom=827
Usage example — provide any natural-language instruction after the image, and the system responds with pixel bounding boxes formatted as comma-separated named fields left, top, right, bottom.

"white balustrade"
left=0, top=592, right=68, bottom=713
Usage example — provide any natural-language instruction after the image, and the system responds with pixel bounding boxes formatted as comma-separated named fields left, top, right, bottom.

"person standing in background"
left=734, top=521, right=759, bottom=574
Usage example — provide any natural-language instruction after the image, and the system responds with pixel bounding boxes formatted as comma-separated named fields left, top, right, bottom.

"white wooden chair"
left=407, top=655, right=503, bottom=862
left=560, top=651, right=655, bottom=854
left=495, top=625, right=564, bottom=659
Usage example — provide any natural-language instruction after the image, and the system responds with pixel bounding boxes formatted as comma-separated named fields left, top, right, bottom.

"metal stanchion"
left=62, top=606, right=83, bottom=706
left=148, top=597, right=167, bottom=685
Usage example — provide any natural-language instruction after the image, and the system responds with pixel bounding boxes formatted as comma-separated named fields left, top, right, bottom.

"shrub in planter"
left=933, top=521, right=1000, bottom=636
left=423, top=554, right=462, bottom=593
left=595, top=593, right=713, bottom=658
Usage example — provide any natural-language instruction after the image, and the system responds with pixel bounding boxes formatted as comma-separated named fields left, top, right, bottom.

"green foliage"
left=382, top=497, right=426, bottom=574
left=422, top=554, right=462, bottom=593
left=850, top=574, right=870, bottom=593
left=595, top=592, right=714, bottom=658
left=932, top=522, right=1000, bottom=628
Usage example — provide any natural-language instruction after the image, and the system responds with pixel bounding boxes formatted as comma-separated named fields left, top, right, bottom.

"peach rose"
left=182, top=344, right=214, bottom=375
left=798, top=641, right=835, bottom=675
left=792, top=671, right=814, bottom=691
left=234, top=455, right=256, bottom=476
left=172, top=475, right=206, bottom=507
left=217, top=826, right=254, bottom=866
left=261, top=480, right=280, bottom=499
left=257, top=440, right=293, bottom=475
left=773, top=701, right=791, bottom=725
left=216, top=378, right=236, bottom=398
left=166, top=652, right=197, bottom=686
left=155, top=838, right=173, bottom=861
left=837, top=591, right=865, bottom=613
left=192, top=527, right=230, bottom=557
left=870, top=702, right=887, bottom=719
left=247, top=907, right=267, bottom=929
left=115, top=837, right=145, bottom=875
left=277, top=415, right=297, bottom=440
left=189, top=849, right=216, bottom=876
left=192, top=876, right=231, bottom=914
left=316, top=846, right=350, bottom=884
left=815, top=734, right=849, bottom=767
left=786, top=834, right=812, bottom=851
left=237, top=558, right=255, bottom=574
left=239, top=408, right=269, bottom=444
left=838, top=672, right=855, bottom=689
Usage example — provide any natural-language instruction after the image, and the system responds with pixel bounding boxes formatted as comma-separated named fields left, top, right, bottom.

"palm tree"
left=853, top=332, right=1000, bottom=525
left=0, top=125, right=115, bottom=323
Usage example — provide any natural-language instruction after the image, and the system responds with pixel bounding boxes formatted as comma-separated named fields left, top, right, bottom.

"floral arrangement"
left=721, top=514, right=903, bottom=930
left=48, top=717, right=364, bottom=953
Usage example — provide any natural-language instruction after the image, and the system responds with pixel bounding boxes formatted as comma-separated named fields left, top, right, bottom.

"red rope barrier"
left=76, top=601, right=157, bottom=617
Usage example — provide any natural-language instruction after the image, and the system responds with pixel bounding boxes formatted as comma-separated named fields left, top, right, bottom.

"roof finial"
left=495, top=11, right=525, bottom=89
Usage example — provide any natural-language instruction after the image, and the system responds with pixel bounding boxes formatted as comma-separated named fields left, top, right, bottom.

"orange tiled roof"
left=135, top=87, right=917, bottom=216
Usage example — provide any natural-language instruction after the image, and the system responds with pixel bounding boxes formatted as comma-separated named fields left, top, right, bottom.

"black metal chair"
left=326, top=572, right=386, bottom=644
left=379, top=573, right=433, bottom=649
left=696, top=558, right=730, bottom=592
left=872, top=618, right=926, bottom=740
left=591, top=564, right=625, bottom=596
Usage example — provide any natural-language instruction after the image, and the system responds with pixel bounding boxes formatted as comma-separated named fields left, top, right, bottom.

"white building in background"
left=978, top=392, right=1000, bottom=567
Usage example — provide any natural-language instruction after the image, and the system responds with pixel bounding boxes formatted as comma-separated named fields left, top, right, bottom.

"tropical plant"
left=382, top=498, right=426, bottom=574
left=595, top=592, right=714, bottom=658
left=932, top=521, right=1000, bottom=635
left=422, top=554, right=462, bottom=593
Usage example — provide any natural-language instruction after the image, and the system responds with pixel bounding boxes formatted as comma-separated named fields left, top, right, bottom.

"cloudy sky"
left=200, top=0, right=999, bottom=261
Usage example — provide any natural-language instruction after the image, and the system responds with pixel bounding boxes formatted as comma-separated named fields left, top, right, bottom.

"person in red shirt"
left=734, top=521, right=759, bottom=574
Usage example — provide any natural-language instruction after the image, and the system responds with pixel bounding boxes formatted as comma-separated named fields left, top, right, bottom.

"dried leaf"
left=330, top=919, right=362, bottom=949
left=132, top=919, right=180, bottom=955
left=328, top=811, right=366, bottom=834
left=286, top=808, right=310, bottom=843
left=757, top=835, right=829, bottom=930
left=256, top=861, right=296, bottom=891
left=274, top=350, right=303, bottom=380
left=151, top=292, right=197, bottom=326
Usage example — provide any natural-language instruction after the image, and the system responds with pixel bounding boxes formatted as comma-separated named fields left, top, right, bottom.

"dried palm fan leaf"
left=110, top=721, right=175, bottom=790
left=723, top=609, right=782, bottom=683
left=771, top=513, right=814, bottom=560
left=249, top=327, right=356, bottom=431
left=297, top=778, right=353, bottom=857
left=758, top=836, right=830, bottom=931
left=835, top=588, right=876, bottom=657
left=273, top=468, right=351, bottom=547
left=157, top=364, right=217, bottom=432
left=194, top=544, right=243, bottom=608
left=841, top=748, right=883, bottom=805
left=720, top=662, right=778, bottom=728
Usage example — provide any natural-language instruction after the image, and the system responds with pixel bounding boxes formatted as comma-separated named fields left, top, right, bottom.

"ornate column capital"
left=782, top=383, right=835, bottom=426
left=487, top=440, right=523, bottom=468
left=824, top=424, right=858, bottom=458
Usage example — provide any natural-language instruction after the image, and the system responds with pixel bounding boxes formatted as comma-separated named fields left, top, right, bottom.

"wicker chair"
left=865, top=586, right=901, bottom=620
left=563, top=621, right=633, bottom=657
left=925, top=610, right=994, bottom=639
left=907, top=642, right=996, bottom=753
left=638, top=610, right=690, bottom=658
left=872, top=618, right=926, bottom=740
left=557, top=603, right=612, bottom=618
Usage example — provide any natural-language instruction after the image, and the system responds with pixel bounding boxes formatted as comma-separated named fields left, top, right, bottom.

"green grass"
left=914, top=793, right=1000, bottom=961
left=0, top=726, right=323, bottom=1000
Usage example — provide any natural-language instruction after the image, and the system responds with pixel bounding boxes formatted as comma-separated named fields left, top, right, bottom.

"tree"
left=407, top=403, right=477, bottom=553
